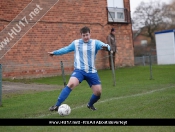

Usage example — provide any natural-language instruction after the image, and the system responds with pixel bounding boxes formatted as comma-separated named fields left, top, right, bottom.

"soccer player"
left=48, top=26, right=110, bottom=111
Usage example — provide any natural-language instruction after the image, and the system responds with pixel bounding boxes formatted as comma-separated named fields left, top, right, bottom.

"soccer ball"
left=58, top=104, right=71, bottom=116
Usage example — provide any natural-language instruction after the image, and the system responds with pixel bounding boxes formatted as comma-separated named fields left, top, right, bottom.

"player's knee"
left=67, top=83, right=76, bottom=89
left=98, top=91, right=101, bottom=96
left=94, top=90, right=101, bottom=96
left=91, top=85, right=102, bottom=96
left=97, top=93, right=101, bottom=98
left=67, top=77, right=79, bottom=89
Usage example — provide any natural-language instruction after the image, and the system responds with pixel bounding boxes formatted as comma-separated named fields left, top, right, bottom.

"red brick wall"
left=0, top=0, right=134, bottom=79
left=134, top=34, right=151, bottom=46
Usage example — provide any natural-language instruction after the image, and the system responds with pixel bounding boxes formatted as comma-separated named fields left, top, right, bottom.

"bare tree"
left=162, top=0, right=175, bottom=29
left=132, top=1, right=167, bottom=45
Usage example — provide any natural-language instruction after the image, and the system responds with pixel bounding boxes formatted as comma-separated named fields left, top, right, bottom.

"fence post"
left=110, top=52, right=116, bottom=86
left=149, top=54, right=153, bottom=80
left=60, top=61, right=67, bottom=87
left=0, top=64, right=2, bottom=106
left=142, top=56, right=145, bottom=66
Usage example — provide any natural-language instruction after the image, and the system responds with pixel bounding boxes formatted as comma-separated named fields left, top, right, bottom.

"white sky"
left=130, top=0, right=172, bottom=16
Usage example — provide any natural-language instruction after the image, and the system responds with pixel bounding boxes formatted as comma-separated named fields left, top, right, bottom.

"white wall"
left=155, top=31, right=175, bottom=64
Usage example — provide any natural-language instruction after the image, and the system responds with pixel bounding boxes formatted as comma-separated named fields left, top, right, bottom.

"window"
left=107, top=0, right=124, bottom=8
left=117, top=12, right=124, bottom=19
left=107, top=0, right=126, bottom=23
left=108, top=12, right=115, bottom=19
left=108, top=7, right=125, bottom=22
left=141, top=40, right=147, bottom=46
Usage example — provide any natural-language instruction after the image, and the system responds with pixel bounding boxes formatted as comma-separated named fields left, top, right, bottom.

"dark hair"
left=80, top=26, right=90, bottom=34
left=111, top=28, right=115, bottom=32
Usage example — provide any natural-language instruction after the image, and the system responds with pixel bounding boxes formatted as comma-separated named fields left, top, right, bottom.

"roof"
left=155, top=29, right=175, bottom=34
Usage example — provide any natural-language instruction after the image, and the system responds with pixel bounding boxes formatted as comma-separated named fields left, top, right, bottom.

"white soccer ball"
left=58, top=104, right=71, bottom=116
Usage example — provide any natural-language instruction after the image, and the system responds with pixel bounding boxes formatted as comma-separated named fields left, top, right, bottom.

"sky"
left=130, top=0, right=172, bottom=16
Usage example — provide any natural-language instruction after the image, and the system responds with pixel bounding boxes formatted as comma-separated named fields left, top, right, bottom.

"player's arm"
left=95, top=40, right=110, bottom=51
left=48, top=41, right=75, bottom=56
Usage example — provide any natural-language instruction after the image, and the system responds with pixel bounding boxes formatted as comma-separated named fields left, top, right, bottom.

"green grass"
left=1, top=65, right=175, bottom=132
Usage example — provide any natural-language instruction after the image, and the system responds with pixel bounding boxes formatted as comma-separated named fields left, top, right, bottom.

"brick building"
left=0, top=0, right=134, bottom=79
left=133, top=29, right=156, bottom=57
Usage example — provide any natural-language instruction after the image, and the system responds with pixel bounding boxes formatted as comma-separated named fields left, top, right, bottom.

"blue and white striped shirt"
left=53, top=39, right=110, bottom=73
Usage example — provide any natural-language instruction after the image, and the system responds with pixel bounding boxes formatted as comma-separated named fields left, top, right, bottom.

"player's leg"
left=86, top=72, right=101, bottom=110
left=56, top=77, right=79, bottom=105
left=49, top=77, right=79, bottom=111
left=87, top=84, right=101, bottom=110
left=49, top=70, right=84, bottom=111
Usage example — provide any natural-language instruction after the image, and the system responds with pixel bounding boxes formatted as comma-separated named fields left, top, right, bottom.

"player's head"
left=80, top=26, right=91, bottom=43
left=111, top=28, right=115, bottom=35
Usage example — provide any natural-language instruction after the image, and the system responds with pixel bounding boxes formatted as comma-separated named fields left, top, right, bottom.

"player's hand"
left=102, top=46, right=108, bottom=51
left=110, top=51, right=113, bottom=53
left=48, top=52, right=54, bottom=57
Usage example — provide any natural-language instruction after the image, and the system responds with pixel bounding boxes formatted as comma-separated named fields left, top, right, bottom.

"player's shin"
left=56, top=86, right=72, bottom=106
left=88, top=94, right=101, bottom=106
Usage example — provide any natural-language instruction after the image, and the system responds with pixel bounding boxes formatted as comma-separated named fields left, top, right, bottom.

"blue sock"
left=56, top=86, right=72, bottom=106
left=88, top=94, right=100, bottom=106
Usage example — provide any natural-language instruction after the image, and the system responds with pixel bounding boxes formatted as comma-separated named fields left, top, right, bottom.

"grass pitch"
left=1, top=65, right=175, bottom=131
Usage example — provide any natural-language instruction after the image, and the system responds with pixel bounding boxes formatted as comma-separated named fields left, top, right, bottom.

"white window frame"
left=108, top=7, right=125, bottom=22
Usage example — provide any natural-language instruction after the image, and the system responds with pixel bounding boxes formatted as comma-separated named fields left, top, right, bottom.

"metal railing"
left=134, top=55, right=157, bottom=66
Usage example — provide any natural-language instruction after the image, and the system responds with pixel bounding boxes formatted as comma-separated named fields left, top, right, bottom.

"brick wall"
left=0, top=0, right=134, bottom=79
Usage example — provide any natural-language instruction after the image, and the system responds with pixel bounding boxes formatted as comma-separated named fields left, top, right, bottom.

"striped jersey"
left=53, top=39, right=110, bottom=73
